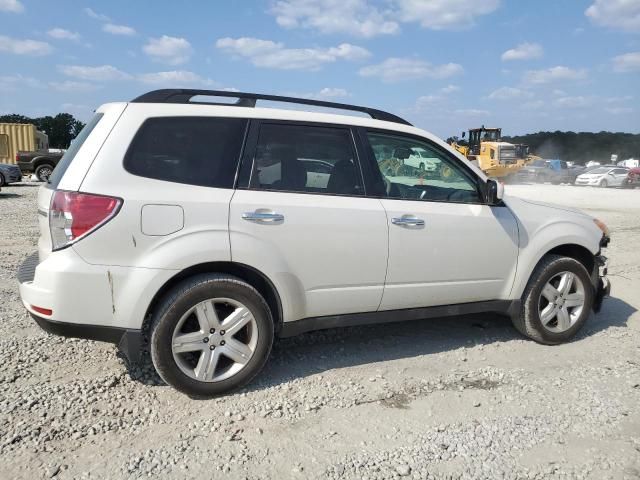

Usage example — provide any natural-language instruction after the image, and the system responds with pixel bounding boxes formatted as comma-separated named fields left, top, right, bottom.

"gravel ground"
left=1, top=182, right=639, bottom=480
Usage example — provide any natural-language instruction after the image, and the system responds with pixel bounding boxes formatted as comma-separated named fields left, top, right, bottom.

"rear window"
left=124, top=117, right=247, bottom=188
left=48, top=113, right=103, bottom=189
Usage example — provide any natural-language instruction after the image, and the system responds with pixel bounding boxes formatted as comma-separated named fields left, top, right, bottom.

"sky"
left=0, top=0, right=639, bottom=138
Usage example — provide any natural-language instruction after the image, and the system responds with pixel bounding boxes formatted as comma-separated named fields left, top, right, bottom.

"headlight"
left=593, top=218, right=610, bottom=237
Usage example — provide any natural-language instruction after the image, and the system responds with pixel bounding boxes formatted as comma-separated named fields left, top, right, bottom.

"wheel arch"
left=142, top=261, right=284, bottom=337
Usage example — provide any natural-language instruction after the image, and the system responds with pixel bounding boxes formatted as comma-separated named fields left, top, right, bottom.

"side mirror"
left=486, top=179, right=504, bottom=205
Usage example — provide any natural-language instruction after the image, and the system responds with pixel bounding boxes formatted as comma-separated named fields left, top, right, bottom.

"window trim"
left=236, top=119, right=369, bottom=198
left=358, top=127, right=490, bottom=206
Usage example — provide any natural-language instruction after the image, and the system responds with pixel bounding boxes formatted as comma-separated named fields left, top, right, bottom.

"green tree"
left=0, top=112, right=86, bottom=149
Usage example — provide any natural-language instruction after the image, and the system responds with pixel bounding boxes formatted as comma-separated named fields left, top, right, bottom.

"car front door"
left=360, top=129, right=519, bottom=310
left=229, top=121, right=388, bottom=322
left=611, top=168, right=629, bottom=186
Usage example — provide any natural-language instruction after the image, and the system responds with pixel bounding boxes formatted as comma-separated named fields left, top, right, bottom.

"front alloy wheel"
left=538, top=271, right=586, bottom=333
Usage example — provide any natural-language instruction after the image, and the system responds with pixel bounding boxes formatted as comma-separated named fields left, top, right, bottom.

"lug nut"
left=203, top=337, right=209, bottom=343
left=209, top=345, right=215, bottom=351
left=210, top=328, right=215, bottom=334
left=220, top=330, right=225, bottom=336
left=220, top=340, right=226, bottom=346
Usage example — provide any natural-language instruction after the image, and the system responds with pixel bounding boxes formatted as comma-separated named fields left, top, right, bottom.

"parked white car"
left=18, top=89, right=610, bottom=397
left=403, top=147, right=438, bottom=172
left=575, top=166, right=629, bottom=187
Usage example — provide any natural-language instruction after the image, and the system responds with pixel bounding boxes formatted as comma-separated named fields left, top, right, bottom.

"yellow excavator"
left=449, top=127, right=533, bottom=180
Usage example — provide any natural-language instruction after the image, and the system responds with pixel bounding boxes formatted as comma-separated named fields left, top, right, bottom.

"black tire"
left=513, top=254, right=594, bottom=345
left=35, top=163, right=55, bottom=182
left=150, top=273, right=274, bottom=398
left=0, top=172, right=5, bottom=187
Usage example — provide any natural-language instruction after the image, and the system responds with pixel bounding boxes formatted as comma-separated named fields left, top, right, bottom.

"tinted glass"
left=124, top=117, right=247, bottom=188
left=367, top=132, right=481, bottom=203
left=48, top=113, right=103, bottom=189
left=250, top=124, right=363, bottom=196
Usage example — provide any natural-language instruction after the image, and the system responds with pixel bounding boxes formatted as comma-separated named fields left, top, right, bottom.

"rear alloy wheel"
left=150, top=274, right=274, bottom=397
left=35, top=164, right=54, bottom=182
left=513, top=254, right=593, bottom=344
left=599, top=179, right=608, bottom=188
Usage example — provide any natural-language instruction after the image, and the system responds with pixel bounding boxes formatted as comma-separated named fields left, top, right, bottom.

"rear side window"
left=48, top=113, right=103, bottom=189
left=124, top=117, right=247, bottom=188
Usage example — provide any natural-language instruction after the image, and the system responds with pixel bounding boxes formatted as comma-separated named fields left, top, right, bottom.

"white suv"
left=18, top=89, right=611, bottom=397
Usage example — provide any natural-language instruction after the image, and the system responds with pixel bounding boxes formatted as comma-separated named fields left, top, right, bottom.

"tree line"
left=0, top=113, right=85, bottom=149
left=503, top=131, right=640, bottom=165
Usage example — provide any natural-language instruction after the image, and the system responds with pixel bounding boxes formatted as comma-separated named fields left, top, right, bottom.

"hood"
left=503, top=195, right=591, bottom=218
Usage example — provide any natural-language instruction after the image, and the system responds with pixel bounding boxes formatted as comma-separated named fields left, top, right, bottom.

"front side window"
left=366, top=131, right=481, bottom=203
left=124, top=117, right=247, bottom=188
left=250, top=123, right=363, bottom=196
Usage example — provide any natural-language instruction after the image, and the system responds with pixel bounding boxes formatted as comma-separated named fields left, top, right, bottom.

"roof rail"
left=130, top=89, right=412, bottom=126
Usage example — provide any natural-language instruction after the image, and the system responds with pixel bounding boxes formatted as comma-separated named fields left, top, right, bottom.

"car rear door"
left=229, top=121, right=388, bottom=322
left=359, top=128, right=519, bottom=310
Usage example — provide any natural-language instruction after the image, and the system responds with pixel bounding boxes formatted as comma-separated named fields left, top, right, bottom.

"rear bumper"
left=16, top=249, right=171, bottom=363
left=30, top=313, right=142, bottom=362
left=1, top=167, right=22, bottom=183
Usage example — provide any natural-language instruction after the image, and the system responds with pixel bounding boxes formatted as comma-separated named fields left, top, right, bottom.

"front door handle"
left=242, top=210, right=285, bottom=223
left=391, top=215, right=425, bottom=228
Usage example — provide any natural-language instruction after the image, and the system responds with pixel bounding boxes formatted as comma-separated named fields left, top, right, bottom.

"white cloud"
left=143, top=36, right=192, bottom=65
left=0, top=35, right=52, bottom=55
left=49, top=80, right=99, bottom=92
left=585, top=0, right=640, bottom=33
left=554, top=96, right=593, bottom=108
left=103, top=23, right=137, bottom=36
left=359, top=57, right=463, bottom=82
left=395, top=0, right=500, bottom=30
left=454, top=108, right=490, bottom=116
left=138, top=70, right=216, bottom=87
left=271, top=0, right=399, bottom=38
left=84, top=7, right=110, bottom=22
left=522, top=100, right=545, bottom=110
left=606, top=106, right=633, bottom=115
left=440, top=84, right=459, bottom=94
left=47, top=28, right=80, bottom=41
left=612, top=52, right=640, bottom=72
left=501, top=42, right=543, bottom=61
left=523, top=66, right=587, bottom=84
left=287, top=87, right=350, bottom=100
left=269, top=0, right=499, bottom=37
left=0, top=74, right=42, bottom=90
left=216, top=37, right=370, bottom=71
left=487, top=86, right=533, bottom=100
left=0, top=0, right=23, bottom=13
left=59, top=64, right=131, bottom=81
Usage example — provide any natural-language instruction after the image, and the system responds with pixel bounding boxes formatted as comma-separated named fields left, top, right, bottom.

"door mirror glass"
left=486, top=179, right=503, bottom=205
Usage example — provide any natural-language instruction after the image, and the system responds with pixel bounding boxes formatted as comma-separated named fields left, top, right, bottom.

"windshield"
left=587, top=167, right=610, bottom=174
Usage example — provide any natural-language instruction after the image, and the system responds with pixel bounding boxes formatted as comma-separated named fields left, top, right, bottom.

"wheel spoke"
left=173, top=331, right=206, bottom=353
left=194, top=349, right=220, bottom=381
left=195, top=301, right=220, bottom=331
left=565, top=292, right=584, bottom=308
left=540, top=303, right=557, bottom=325
left=221, top=338, right=252, bottom=365
left=222, top=307, right=253, bottom=336
left=557, top=307, right=571, bottom=331
left=558, top=272, right=574, bottom=295
left=542, top=283, right=560, bottom=302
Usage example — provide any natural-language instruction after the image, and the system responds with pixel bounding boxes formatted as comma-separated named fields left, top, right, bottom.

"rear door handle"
left=391, top=215, right=425, bottom=228
left=242, top=211, right=285, bottom=223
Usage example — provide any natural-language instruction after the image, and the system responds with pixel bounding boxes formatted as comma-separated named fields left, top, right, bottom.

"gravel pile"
left=1, top=183, right=639, bottom=479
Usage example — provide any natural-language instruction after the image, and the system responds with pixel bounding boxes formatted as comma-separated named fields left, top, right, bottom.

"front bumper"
left=592, top=253, right=610, bottom=313
left=17, top=250, right=143, bottom=362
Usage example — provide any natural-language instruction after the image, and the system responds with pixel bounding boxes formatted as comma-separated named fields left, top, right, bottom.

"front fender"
left=509, top=219, right=600, bottom=299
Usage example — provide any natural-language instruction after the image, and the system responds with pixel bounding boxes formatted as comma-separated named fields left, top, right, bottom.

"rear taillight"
left=49, top=191, right=122, bottom=251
